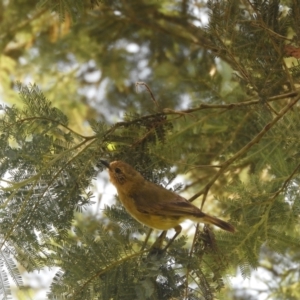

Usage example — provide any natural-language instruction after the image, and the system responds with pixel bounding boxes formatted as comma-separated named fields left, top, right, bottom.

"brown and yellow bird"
left=101, top=160, right=235, bottom=244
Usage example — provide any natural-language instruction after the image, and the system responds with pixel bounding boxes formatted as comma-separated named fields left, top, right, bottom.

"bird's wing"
left=130, top=181, right=205, bottom=217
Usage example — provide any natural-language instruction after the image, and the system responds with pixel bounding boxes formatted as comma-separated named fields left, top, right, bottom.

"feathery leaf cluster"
left=1, top=0, right=300, bottom=299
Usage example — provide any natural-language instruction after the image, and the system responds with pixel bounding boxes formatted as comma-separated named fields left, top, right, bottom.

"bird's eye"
left=115, top=167, right=122, bottom=174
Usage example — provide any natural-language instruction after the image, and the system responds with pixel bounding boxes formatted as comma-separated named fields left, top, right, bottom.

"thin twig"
left=185, top=224, right=200, bottom=298
left=5, top=116, right=93, bottom=140
left=96, top=90, right=300, bottom=141
left=187, top=93, right=300, bottom=208
left=136, top=82, right=159, bottom=108
left=71, top=249, right=149, bottom=299
left=269, top=162, right=300, bottom=202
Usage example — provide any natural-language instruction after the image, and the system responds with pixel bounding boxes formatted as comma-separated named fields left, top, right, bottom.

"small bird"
left=101, top=160, right=234, bottom=246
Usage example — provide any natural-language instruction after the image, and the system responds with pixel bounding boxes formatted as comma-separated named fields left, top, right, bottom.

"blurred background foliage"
left=1, top=0, right=300, bottom=299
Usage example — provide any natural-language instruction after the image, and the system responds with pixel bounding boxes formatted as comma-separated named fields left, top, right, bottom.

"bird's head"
left=100, top=160, right=144, bottom=192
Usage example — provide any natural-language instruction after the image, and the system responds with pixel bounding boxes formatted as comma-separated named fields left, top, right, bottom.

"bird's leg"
left=148, top=230, right=167, bottom=255
left=162, top=225, right=182, bottom=251
left=148, top=226, right=182, bottom=256
left=140, top=228, right=153, bottom=250
left=152, top=230, right=167, bottom=250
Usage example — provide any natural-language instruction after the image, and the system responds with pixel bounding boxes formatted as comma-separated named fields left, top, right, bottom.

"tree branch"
left=187, top=93, right=300, bottom=208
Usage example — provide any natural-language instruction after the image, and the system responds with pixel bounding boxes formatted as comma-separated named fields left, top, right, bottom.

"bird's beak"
left=100, top=160, right=110, bottom=169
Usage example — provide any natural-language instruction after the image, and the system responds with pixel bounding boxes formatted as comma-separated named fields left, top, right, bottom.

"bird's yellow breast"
left=117, top=190, right=182, bottom=230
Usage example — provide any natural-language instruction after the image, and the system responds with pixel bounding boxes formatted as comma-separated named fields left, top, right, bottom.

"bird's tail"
left=194, top=214, right=235, bottom=233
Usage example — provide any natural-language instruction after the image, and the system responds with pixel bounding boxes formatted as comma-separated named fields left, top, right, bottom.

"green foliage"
left=1, top=0, right=300, bottom=299
left=47, top=213, right=234, bottom=299
left=0, top=85, right=100, bottom=293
